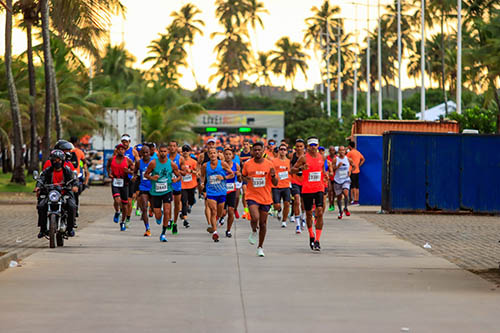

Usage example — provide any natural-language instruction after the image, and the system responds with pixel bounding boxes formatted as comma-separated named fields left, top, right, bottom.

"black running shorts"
left=302, top=192, right=324, bottom=211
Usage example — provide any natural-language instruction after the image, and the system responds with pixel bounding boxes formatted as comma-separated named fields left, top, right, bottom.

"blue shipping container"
left=382, top=132, right=500, bottom=213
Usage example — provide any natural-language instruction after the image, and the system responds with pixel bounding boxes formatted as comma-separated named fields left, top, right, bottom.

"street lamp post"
left=377, top=0, right=382, bottom=120
left=421, top=0, right=426, bottom=120
left=337, top=21, right=342, bottom=120
left=457, top=0, right=462, bottom=115
left=397, top=0, right=402, bottom=119
left=367, top=1, right=371, bottom=117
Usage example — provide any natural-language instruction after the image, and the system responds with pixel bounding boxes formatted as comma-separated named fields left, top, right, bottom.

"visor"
left=307, top=138, right=319, bottom=146
left=121, top=135, right=131, bottom=142
left=207, top=138, right=216, bottom=144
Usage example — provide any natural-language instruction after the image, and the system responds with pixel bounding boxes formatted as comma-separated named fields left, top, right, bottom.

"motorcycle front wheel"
left=49, top=215, right=57, bottom=248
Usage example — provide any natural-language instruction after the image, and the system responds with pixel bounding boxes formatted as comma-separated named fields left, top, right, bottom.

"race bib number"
left=308, top=172, right=321, bottom=182
left=209, top=175, right=221, bottom=185
left=155, top=182, right=168, bottom=193
left=182, top=174, right=193, bottom=182
left=278, top=171, right=289, bottom=180
left=226, top=182, right=235, bottom=192
left=112, top=178, right=124, bottom=187
left=252, top=177, right=266, bottom=188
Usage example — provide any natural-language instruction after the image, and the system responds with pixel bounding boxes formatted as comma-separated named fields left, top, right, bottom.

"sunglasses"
left=309, top=143, right=318, bottom=147
left=279, top=148, right=287, bottom=151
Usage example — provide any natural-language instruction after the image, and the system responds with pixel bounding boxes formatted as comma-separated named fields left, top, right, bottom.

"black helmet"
left=49, top=149, right=65, bottom=162
left=182, top=144, right=191, bottom=152
left=54, top=140, right=74, bottom=151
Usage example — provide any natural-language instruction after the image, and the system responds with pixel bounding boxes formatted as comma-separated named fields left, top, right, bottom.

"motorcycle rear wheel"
left=49, top=215, right=57, bottom=248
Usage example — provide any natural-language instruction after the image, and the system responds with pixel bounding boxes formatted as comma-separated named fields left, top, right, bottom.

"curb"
left=0, top=251, right=18, bottom=273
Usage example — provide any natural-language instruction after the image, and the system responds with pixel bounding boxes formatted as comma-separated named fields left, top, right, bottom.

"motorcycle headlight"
left=48, top=190, right=61, bottom=202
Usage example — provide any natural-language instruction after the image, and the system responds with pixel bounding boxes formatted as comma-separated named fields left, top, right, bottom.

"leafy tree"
left=270, top=37, right=309, bottom=90
left=449, top=106, right=497, bottom=133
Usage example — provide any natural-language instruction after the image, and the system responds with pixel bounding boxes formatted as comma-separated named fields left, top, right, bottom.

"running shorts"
left=350, top=173, right=360, bottom=189
left=246, top=199, right=271, bottom=213
left=112, top=185, right=129, bottom=203
left=207, top=195, right=226, bottom=204
left=302, top=192, right=324, bottom=211
left=139, top=190, right=150, bottom=196
left=152, top=192, right=173, bottom=208
left=272, top=188, right=291, bottom=204
left=334, top=181, right=351, bottom=196
left=291, top=183, right=302, bottom=197
left=173, top=190, right=182, bottom=196
left=225, top=191, right=237, bottom=209
left=128, top=180, right=137, bottom=198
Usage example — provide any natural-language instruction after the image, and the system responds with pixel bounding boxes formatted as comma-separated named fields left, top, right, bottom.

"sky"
left=2, top=0, right=427, bottom=92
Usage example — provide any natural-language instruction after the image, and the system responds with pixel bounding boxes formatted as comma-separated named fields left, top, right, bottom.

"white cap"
left=307, top=138, right=319, bottom=146
left=121, top=135, right=131, bottom=142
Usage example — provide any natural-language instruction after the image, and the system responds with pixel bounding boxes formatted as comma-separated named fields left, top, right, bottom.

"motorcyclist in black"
left=36, top=150, right=79, bottom=238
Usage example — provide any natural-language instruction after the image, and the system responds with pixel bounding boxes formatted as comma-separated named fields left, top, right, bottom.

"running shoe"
left=159, top=234, right=167, bottom=242
left=113, top=212, right=120, bottom=223
left=155, top=218, right=162, bottom=225
left=350, top=200, right=355, bottom=205
left=257, top=247, right=265, bottom=257
left=37, top=230, right=47, bottom=239
left=277, top=211, right=282, bottom=220
left=148, top=208, right=153, bottom=217
left=309, top=237, right=315, bottom=250
left=295, top=225, right=301, bottom=234
left=172, top=223, right=178, bottom=235
left=338, top=212, right=343, bottom=220
left=132, top=200, right=137, bottom=210
left=218, top=217, right=225, bottom=226
left=183, top=220, right=190, bottom=228
left=212, top=232, right=219, bottom=242
left=67, top=230, right=75, bottom=237
left=167, top=220, right=173, bottom=230
left=225, top=230, right=232, bottom=238
left=144, top=229, right=151, bottom=237
left=281, top=221, right=287, bottom=228
left=352, top=201, right=360, bottom=206
left=328, top=205, right=335, bottom=212
left=301, top=220, right=306, bottom=231
left=135, top=209, right=141, bottom=217
left=344, top=208, right=351, bottom=217
left=125, top=217, right=131, bottom=229
left=313, top=241, right=321, bottom=251
left=188, top=205, right=192, bottom=214
left=234, top=210, right=240, bottom=219
left=120, top=223, right=126, bottom=231
left=248, top=231, right=257, bottom=245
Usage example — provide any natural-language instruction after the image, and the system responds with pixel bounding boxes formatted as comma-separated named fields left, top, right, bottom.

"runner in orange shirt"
left=291, top=137, right=326, bottom=251
left=346, top=141, right=365, bottom=205
left=272, top=144, right=291, bottom=228
left=180, top=145, right=198, bottom=229
left=242, top=142, right=278, bottom=257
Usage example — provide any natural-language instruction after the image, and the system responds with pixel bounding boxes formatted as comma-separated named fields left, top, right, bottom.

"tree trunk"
left=5, top=0, right=25, bottom=184
left=1, top=138, right=7, bottom=174
left=41, top=0, right=52, bottom=162
left=26, top=22, right=38, bottom=174
left=440, top=13, right=448, bottom=116
left=51, top=61, right=62, bottom=140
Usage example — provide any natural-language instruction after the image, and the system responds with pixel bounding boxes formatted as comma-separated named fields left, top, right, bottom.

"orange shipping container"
left=351, top=119, right=459, bottom=138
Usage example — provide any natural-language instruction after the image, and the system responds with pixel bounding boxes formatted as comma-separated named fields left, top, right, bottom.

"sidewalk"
left=0, top=186, right=111, bottom=269
left=0, top=202, right=498, bottom=332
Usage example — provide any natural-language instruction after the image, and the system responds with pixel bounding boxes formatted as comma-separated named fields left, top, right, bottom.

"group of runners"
left=107, top=134, right=365, bottom=257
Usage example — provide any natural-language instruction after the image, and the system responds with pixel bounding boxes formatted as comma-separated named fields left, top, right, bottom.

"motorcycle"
left=34, top=171, right=77, bottom=248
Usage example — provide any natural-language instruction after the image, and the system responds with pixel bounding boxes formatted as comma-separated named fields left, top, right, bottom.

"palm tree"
left=270, top=37, right=309, bottom=90
left=143, top=29, right=187, bottom=88
left=14, top=0, right=39, bottom=173
left=170, top=3, right=205, bottom=84
left=252, top=51, right=272, bottom=95
left=4, top=0, right=25, bottom=183
left=304, top=0, right=341, bottom=50
left=40, top=0, right=53, bottom=161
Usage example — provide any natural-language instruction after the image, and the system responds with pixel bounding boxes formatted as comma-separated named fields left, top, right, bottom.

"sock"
left=156, top=218, right=162, bottom=224
left=295, top=216, right=301, bottom=227
left=337, top=199, right=342, bottom=212
left=301, top=212, right=305, bottom=220
left=308, top=227, right=314, bottom=238
left=162, top=226, right=167, bottom=235
left=315, top=229, right=322, bottom=242
left=145, top=223, right=150, bottom=230
left=244, top=207, right=249, bottom=213
left=127, top=216, right=131, bottom=219
left=344, top=197, right=349, bottom=210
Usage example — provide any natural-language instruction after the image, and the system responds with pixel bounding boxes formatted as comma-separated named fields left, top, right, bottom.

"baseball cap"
left=116, top=143, right=126, bottom=149
left=121, top=134, right=131, bottom=142
left=207, top=138, right=216, bottom=144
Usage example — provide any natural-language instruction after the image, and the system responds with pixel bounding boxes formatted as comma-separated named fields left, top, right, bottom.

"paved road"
left=0, top=200, right=499, bottom=332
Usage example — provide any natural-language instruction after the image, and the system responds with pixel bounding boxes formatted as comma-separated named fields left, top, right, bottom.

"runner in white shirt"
left=332, top=146, right=354, bottom=219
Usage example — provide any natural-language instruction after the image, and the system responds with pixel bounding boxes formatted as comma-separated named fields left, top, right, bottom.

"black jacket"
left=38, top=166, right=75, bottom=188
